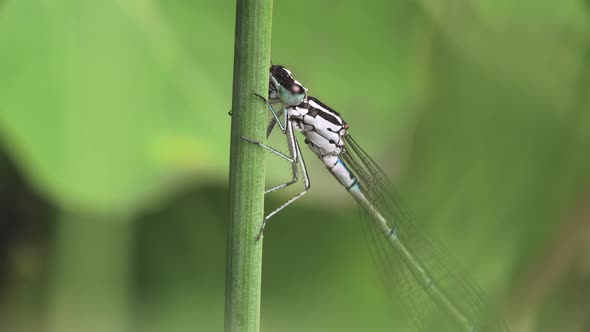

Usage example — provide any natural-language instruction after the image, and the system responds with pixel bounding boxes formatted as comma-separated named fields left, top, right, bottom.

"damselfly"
left=242, top=65, right=509, bottom=332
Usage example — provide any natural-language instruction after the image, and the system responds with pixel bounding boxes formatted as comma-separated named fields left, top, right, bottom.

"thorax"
left=287, top=97, right=348, bottom=157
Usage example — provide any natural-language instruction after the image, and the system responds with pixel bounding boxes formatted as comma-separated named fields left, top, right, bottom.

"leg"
left=241, top=116, right=301, bottom=193
left=240, top=105, right=301, bottom=187
left=241, top=122, right=301, bottom=194
left=266, top=118, right=276, bottom=138
left=264, top=165, right=299, bottom=194
left=264, top=120, right=300, bottom=194
left=256, top=128, right=311, bottom=240
left=240, top=136, right=301, bottom=194
left=240, top=136, right=294, bottom=162
left=230, top=93, right=283, bottom=134
left=266, top=108, right=289, bottom=138
left=254, top=93, right=287, bottom=134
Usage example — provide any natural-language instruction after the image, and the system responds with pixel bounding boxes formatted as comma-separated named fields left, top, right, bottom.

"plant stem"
left=225, top=0, right=273, bottom=331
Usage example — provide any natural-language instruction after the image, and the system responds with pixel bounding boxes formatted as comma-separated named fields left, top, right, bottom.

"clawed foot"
left=255, top=222, right=267, bottom=241
left=240, top=135, right=260, bottom=144
left=253, top=93, right=267, bottom=102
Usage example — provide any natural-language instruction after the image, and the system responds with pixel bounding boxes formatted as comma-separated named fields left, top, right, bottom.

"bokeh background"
left=1, top=0, right=590, bottom=331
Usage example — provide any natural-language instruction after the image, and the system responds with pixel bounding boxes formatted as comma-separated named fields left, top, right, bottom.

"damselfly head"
left=269, top=65, right=307, bottom=106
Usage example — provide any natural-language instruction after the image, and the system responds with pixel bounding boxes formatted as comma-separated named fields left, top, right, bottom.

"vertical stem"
left=225, top=0, right=273, bottom=331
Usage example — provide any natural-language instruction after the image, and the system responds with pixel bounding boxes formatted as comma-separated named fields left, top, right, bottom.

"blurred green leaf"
left=1, top=0, right=590, bottom=331
left=0, top=0, right=232, bottom=214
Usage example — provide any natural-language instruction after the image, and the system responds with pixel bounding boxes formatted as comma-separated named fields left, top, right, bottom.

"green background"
left=1, top=0, right=589, bottom=331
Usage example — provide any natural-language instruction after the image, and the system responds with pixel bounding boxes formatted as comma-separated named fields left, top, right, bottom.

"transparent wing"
left=360, top=207, right=434, bottom=331
left=343, top=135, right=509, bottom=332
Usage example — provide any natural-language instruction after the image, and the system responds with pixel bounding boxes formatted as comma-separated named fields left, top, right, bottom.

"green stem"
left=225, top=0, right=273, bottom=331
